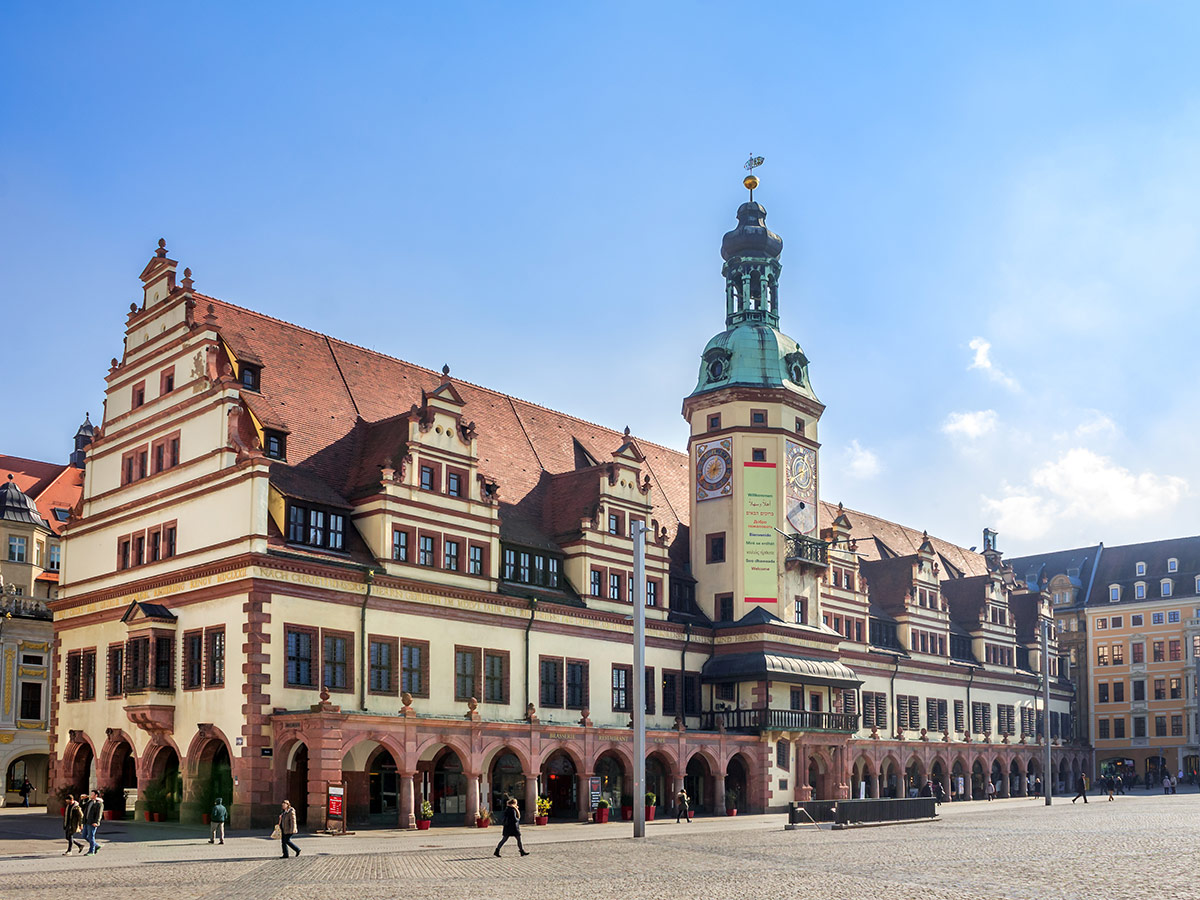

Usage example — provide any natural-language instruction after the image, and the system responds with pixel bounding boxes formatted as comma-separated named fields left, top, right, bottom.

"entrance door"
left=369, top=750, right=399, bottom=822
left=433, top=751, right=466, bottom=824
left=542, top=752, right=577, bottom=818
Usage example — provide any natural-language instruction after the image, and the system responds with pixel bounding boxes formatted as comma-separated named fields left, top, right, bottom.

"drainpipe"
left=681, top=622, right=692, bottom=719
left=524, top=599, right=538, bottom=712
left=358, top=567, right=376, bottom=712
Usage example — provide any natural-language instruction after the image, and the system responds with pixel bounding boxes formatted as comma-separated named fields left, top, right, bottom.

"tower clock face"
left=695, top=438, right=733, bottom=501
left=785, top=441, right=817, bottom=534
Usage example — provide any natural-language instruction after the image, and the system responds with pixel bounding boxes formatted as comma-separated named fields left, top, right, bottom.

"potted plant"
left=142, top=779, right=169, bottom=822
left=724, top=788, right=738, bottom=817
left=476, top=807, right=492, bottom=828
left=620, top=793, right=634, bottom=821
left=644, top=791, right=657, bottom=821
left=416, top=800, right=433, bottom=830
left=535, top=795, right=551, bottom=825
left=593, top=797, right=610, bottom=824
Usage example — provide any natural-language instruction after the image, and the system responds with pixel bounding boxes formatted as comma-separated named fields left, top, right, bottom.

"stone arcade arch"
left=141, top=742, right=182, bottom=821
left=852, top=755, right=876, bottom=799
left=683, top=752, right=714, bottom=813
left=905, top=755, right=926, bottom=797
left=725, top=753, right=751, bottom=812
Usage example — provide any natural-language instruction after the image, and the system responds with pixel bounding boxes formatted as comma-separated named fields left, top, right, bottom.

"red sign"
left=327, top=785, right=344, bottom=820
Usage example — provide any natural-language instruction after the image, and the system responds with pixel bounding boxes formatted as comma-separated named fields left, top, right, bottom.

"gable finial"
left=743, top=154, right=764, bottom=200
left=156, top=238, right=167, bottom=258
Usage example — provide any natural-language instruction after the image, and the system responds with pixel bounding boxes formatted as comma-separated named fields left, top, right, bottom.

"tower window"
left=708, top=414, right=721, bottom=432
left=717, top=594, right=734, bottom=622
left=795, top=418, right=805, bottom=435
left=706, top=533, right=726, bottom=564
left=752, top=448, right=766, bottom=462
left=751, top=409, right=767, bottom=426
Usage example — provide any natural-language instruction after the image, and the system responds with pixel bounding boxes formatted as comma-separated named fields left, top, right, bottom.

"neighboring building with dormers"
left=50, top=190, right=1082, bottom=831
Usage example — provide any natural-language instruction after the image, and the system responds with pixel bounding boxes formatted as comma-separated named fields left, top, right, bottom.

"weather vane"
left=743, top=154, right=765, bottom=200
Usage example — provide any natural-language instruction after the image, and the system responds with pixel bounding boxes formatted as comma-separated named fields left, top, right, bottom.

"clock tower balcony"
left=785, top=533, right=828, bottom=567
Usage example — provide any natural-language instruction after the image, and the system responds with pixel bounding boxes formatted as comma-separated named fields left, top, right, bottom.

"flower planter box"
left=593, top=808, right=610, bottom=824
left=534, top=815, right=549, bottom=826
left=644, top=806, right=656, bottom=821
left=476, top=820, right=490, bottom=828
left=620, top=806, right=633, bottom=821
left=416, top=819, right=432, bottom=830
left=725, top=808, right=738, bottom=817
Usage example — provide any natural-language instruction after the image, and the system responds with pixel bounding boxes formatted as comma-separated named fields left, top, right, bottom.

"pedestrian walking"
left=62, top=795, right=86, bottom=855
left=1033, top=776, right=1043, bottom=797
left=933, top=779, right=946, bottom=805
left=985, top=779, right=995, bottom=801
left=81, top=789, right=104, bottom=854
left=675, top=788, right=690, bottom=823
left=1071, top=773, right=1088, bottom=804
left=1163, top=775, right=1171, bottom=795
left=277, top=800, right=301, bottom=858
left=1115, top=775, right=1124, bottom=795
left=1105, top=776, right=1114, bottom=801
left=1170, top=775, right=1177, bottom=795
left=19, top=777, right=33, bottom=807
left=494, top=797, right=529, bottom=857
left=209, top=796, right=228, bottom=844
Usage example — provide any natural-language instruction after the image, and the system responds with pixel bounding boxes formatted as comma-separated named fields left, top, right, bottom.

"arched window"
left=6, top=759, right=27, bottom=792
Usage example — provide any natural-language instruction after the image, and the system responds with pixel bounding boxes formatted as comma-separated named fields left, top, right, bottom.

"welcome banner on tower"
left=742, top=461, right=778, bottom=602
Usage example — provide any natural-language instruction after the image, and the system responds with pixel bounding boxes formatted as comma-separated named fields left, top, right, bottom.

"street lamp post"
left=1042, top=618, right=1052, bottom=806
left=632, top=521, right=647, bottom=838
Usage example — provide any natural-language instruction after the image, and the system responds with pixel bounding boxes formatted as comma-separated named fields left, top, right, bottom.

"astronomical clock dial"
left=695, top=438, right=733, bottom=501
left=785, top=441, right=817, bottom=534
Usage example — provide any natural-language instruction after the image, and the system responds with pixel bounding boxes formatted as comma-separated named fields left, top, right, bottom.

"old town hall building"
left=49, top=186, right=1083, bottom=829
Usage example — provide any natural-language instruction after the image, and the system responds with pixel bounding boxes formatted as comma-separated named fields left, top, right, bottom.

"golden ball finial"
left=743, top=174, right=759, bottom=192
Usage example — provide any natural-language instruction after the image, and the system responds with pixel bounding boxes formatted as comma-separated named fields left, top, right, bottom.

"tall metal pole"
left=632, top=522, right=647, bottom=838
left=1042, top=618, right=1052, bottom=806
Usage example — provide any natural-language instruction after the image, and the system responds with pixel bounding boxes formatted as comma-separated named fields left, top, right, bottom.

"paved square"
left=2, top=792, right=1196, bottom=899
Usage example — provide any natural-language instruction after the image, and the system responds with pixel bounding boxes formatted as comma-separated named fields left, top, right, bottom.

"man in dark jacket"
left=62, top=795, right=86, bottom=855
left=19, top=777, right=33, bottom=807
left=494, top=798, right=529, bottom=857
left=209, top=797, right=228, bottom=844
left=1071, top=774, right=1088, bottom=804
left=82, top=789, right=104, bottom=854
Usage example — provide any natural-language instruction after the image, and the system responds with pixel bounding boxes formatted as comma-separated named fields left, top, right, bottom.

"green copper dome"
left=687, top=198, right=817, bottom=401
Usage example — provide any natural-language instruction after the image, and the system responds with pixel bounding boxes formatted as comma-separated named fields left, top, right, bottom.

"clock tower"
left=681, top=179, right=827, bottom=626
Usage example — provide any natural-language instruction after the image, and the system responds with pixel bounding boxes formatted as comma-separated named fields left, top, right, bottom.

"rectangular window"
left=484, top=651, right=507, bottom=704
left=1098, top=719, right=1110, bottom=740
left=288, top=505, right=307, bottom=543
left=1155, top=715, right=1167, bottom=737
left=164, top=524, right=176, bottom=557
left=206, top=627, right=225, bottom=687
left=18, top=682, right=41, bottom=720
left=1112, top=644, right=1124, bottom=665
left=683, top=674, right=700, bottom=715
left=1170, top=677, right=1182, bottom=699
left=1153, top=641, right=1165, bottom=662
left=369, top=638, right=396, bottom=695
left=153, top=636, right=174, bottom=689
left=447, top=471, right=462, bottom=497
left=591, top=569, right=602, bottom=596
left=1113, top=718, right=1126, bottom=738
left=469, top=544, right=484, bottom=576
left=1133, top=679, right=1146, bottom=701
left=608, top=513, right=621, bottom=535
left=327, top=514, right=345, bottom=551
left=308, top=509, right=325, bottom=546
left=66, top=651, right=82, bottom=701
left=419, top=535, right=435, bottom=566
left=1154, top=678, right=1166, bottom=700
left=392, top=529, right=409, bottom=562
left=1096, top=646, right=1109, bottom=666
left=8, top=536, right=26, bottom=563
left=161, top=367, right=175, bottom=394
left=1168, top=610, right=1181, bottom=624
left=420, top=465, right=434, bottom=491
left=1132, top=642, right=1145, bottom=663
left=1169, top=639, right=1182, bottom=661
left=1098, top=683, right=1109, bottom=703
left=1131, top=614, right=1143, bottom=626
left=286, top=627, right=316, bottom=688
left=265, top=431, right=285, bottom=459
left=132, top=381, right=145, bottom=408
left=609, top=572, right=621, bottom=601
left=1153, top=612, right=1165, bottom=625
left=401, top=640, right=428, bottom=697
left=444, top=539, right=460, bottom=571
left=1134, top=716, right=1146, bottom=738
left=566, top=660, right=588, bottom=710
left=106, top=645, right=124, bottom=697
left=1172, top=715, right=1184, bottom=737
left=751, top=409, right=767, bottom=425
left=126, top=637, right=149, bottom=691
left=1114, top=681, right=1124, bottom=702
left=708, top=414, right=721, bottom=431
left=718, top=594, right=734, bottom=622
left=547, top=556, right=559, bottom=587
left=519, top=552, right=530, bottom=582
left=646, top=579, right=658, bottom=607
left=540, top=657, right=563, bottom=708
left=611, top=664, right=631, bottom=712
left=644, top=666, right=655, bottom=715
left=323, top=632, right=351, bottom=692
left=706, top=533, right=726, bottom=564
left=183, top=632, right=203, bottom=689
left=662, top=671, right=679, bottom=716
left=454, top=647, right=480, bottom=701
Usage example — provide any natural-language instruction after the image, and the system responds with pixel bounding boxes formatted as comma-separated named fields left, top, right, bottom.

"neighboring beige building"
left=1, top=435, right=88, bottom=804
left=51, top=192, right=1081, bottom=832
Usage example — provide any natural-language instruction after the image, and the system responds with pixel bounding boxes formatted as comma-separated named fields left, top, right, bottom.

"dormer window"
left=1136, top=561, right=1146, bottom=576
left=1168, top=558, right=1178, bottom=573
left=286, top=502, right=346, bottom=551
left=1135, top=582, right=1146, bottom=600
left=1109, top=585, right=1120, bottom=602
left=264, top=431, right=286, bottom=460
left=500, top=543, right=563, bottom=589
left=240, top=364, right=261, bottom=392
left=1162, top=579, right=1173, bottom=598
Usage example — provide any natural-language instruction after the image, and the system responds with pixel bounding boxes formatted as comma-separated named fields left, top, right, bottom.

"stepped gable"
left=819, top=500, right=987, bottom=579
left=204, top=297, right=691, bottom=552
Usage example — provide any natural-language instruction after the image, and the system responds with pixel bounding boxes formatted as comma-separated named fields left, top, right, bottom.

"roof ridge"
left=203, top=293, right=690, bottom=459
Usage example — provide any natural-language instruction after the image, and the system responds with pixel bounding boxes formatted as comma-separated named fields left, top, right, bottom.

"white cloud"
left=1074, top=411, right=1119, bottom=440
left=967, top=337, right=1020, bottom=392
left=942, top=409, right=998, bottom=440
left=844, top=440, right=880, bottom=479
left=982, top=448, right=1188, bottom=542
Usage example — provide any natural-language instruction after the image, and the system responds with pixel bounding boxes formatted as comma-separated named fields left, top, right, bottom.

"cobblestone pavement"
left=2, top=792, right=1197, bottom=899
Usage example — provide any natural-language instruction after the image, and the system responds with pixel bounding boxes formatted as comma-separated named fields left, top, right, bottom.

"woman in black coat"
left=494, top=798, right=529, bottom=857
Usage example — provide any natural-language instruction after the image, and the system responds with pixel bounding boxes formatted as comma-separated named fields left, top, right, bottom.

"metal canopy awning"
left=700, top=652, right=862, bottom=689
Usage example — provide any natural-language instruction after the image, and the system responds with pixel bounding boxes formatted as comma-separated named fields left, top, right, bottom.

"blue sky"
left=3, top=2, right=1197, bottom=555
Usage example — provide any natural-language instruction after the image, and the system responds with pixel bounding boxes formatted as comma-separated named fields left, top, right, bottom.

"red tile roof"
left=0, top=455, right=82, bottom=535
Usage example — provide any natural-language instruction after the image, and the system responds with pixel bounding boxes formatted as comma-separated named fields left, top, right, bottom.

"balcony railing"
left=0, top=595, right=51, bottom=620
left=785, top=533, right=828, bottom=567
left=700, top=708, right=859, bottom=733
